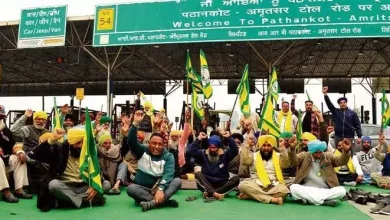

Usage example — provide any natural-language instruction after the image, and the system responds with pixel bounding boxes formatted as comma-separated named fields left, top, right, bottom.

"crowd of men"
left=0, top=88, right=389, bottom=215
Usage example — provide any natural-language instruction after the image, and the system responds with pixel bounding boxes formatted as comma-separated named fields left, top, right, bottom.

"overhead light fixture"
left=229, top=54, right=234, bottom=57
left=358, top=51, right=364, bottom=56
left=302, top=65, right=307, bottom=68
left=373, top=39, right=378, bottom=43
left=317, top=41, right=322, bottom=45
left=226, top=43, right=232, bottom=47
left=347, top=74, right=352, bottom=77
left=167, top=55, right=172, bottom=59
left=296, top=73, right=300, bottom=76
left=177, top=65, right=181, bottom=69
left=47, top=60, right=53, bottom=64
left=308, top=54, right=315, bottom=59
left=234, top=72, right=239, bottom=75
left=154, top=45, right=160, bottom=48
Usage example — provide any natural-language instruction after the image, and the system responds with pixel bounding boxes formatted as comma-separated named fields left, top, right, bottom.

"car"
left=329, top=124, right=390, bottom=154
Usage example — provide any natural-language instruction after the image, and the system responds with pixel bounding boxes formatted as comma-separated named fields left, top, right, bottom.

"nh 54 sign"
left=93, top=0, right=390, bottom=47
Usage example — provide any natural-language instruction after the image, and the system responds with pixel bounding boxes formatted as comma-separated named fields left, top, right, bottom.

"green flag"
left=200, top=49, right=213, bottom=99
left=382, top=89, right=390, bottom=128
left=79, top=107, right=103, bottom=193
left=186, top=50, right=202, bottom=93
left=192, top=84, right=204, bottom=120
left=236, top=64, right=250, bottom=116
left=297, top=110, right=303, bottom=140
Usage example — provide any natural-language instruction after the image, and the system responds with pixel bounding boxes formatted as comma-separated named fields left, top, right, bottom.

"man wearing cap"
left=291, top=95, right=320, bottom=138
left=323, top=87, right=362, bottom=154
left=238, top=135, right=290, bottom=205
left=97, top=134, right=121, bottom=189
left=28, top=128, right=110, bottom=211
left=353, top=136, right=383, bottom=184
left=188, top=132, right=239, bottom=200
left=288, top=139, right=351, bottom=206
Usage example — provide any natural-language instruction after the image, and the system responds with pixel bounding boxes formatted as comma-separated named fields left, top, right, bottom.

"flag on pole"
left=192, top=84, right=204, bottom=120
left=258, top=68, right=280, bottom=137
left=200, top=49, right=213, bottom=99
left=382, top=89, right=390, bottom=128
left=186, top=50, right=203, bottom=93
left=305, top=90, right=311, bottom=101
left=79, top=107, right=103, bottom=194
left=297, top=110, right=303, bottom=140
left=236, top=64, right=250, bottom=116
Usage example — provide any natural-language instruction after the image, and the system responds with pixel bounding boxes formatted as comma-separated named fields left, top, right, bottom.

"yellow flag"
left=200, top=49, right=213, bottom=99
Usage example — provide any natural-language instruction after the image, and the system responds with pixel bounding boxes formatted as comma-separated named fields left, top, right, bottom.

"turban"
left=337, top=97, right=348, bottom=104
left=170, top=130, right=180, bottom=136
left=144, top=102, right=152, bottom=108
left=302, top=132, right=317, bottom=141
left=280, top=132, right=293, bottom=139
left=308, top=140, right=327, bottom=154
left=67, top=129, right=85, bottom=145
left=160, top=108, right=165, bottom=113
left=99, top=116, right=111, bottom=125
left=362, top=136, right=371, bottom=144
left=257, top=135, right=277, bottom=148
left=33, top=111, right=47, bottom=120
left=231, top=133, right=244, bottom=143
left=208, top=135, right=222, bottom=148
left=39, top=133, right=53, bottom=144
left=98, top=134, right=112, bottom=146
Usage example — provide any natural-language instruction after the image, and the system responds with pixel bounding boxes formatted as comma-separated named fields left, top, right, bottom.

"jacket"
left=27, top=141, right=70, bottom=211
left=188, top=137, right=238, bottom=183
left=127, top=125, right=175, bottom=190
left=286, top=148, right=350, bottom=188
left=324, top=95, right=362, bottom=138
left=0, top=126, right=16, bottom=165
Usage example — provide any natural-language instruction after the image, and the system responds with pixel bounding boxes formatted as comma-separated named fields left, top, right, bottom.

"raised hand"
left=133, top=110, right=145, bottom=125
left=323, top=86, right=328, bottom=95
left=25, top=109, right=33, bottom=118
left=51, top=129, right=66, bottom=142
left=61, top=104, right=70, bottom=115
left=289, top=136, right=298, bottom=150
left=198, top=132, right=207, bottom=140
left=342, top=138, right=352, bottom=152
left=292, top=94, right=297, bottom=100
left=222, top=131, right=231, bottom=138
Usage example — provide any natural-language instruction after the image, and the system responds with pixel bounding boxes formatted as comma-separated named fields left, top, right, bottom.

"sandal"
left=107, top=188, right=121, bottom=195
left=204, top=197, right=216, bottom=203
left=185, top=196, right=198, bottom=202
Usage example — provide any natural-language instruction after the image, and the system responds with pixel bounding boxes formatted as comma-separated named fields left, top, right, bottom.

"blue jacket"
left=382, top=154, right=390, bottom=176
left=188, top=137, right=238, bottom=183
left=324, top=95, right=362, bottom=138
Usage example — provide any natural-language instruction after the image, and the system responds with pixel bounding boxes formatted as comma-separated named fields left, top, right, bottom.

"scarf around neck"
left=255, top=151, right=284, bottom=187
left=278, top=111, right=292, bottom=132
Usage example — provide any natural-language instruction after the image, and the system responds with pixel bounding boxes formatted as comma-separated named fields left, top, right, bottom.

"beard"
left=261, top=150, right=272, bottom=161
left=362, top=145, right=371, bottom=151
left=207, top=154, right=220, bottom=164
left=169, top=140, right=179, bottom=150
left=34, top=123, right=45, bottom=130
left=70, top=146, right=81, bottom=158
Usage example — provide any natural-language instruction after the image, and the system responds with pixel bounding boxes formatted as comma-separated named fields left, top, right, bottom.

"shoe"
left=367, top=194, right=385, bottom=203
left=355, top=196, right=368, bottom=205
left=371, top=202, right=386, bottom=214
left=14, top=192, right=33, bottom=199
left=163, top=199, right=179, bottom=207
left=323, top=200, right=339, bottom=207
left=81, top=196, right=106, bottom=207
left=344, top=181, right=357, bottom=187
left=349, top=188, right=371, bottom=196
left=140, top=201, right=156, bottom=212
left=107, top=188, right=121, bottom=195
left=2, top=194, right=19, bottom=203
left=379, top=204, right=390, bottom=215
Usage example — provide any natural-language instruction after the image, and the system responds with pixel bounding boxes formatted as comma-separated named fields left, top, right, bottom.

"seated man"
left=353, top=136, right=383, bottom=184
left=238, top=135, right=290, bottom=205
left=371, top=134, right=390, bottom=189
left=289, top=139, right=351, bottom=206
left=334, top=140, right=362, bottom=186
left=188, top=131, right=239, bottom=201
left=97, top=134, right=121, bottom=189
left=28, top=129, right=110, bottom=211
left=126, top=111, right=181, bottom=212
left=228, top=133, right=244, bottom=175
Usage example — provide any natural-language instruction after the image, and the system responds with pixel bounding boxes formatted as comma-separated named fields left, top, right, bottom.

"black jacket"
left=324, top=95, right=362, bottom=138
left=28, top=141, right=70, bottom=212
left=0, top=127, right=16, bottom=165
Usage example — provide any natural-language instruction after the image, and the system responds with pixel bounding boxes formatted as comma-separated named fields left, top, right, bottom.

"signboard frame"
left=17, top=4, right=68, bottom=49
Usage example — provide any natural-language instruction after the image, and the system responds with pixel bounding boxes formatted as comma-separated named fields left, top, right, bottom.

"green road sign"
left=18, top=5, right=67, bottom=48
left=93, top=0, right=390, bottom=47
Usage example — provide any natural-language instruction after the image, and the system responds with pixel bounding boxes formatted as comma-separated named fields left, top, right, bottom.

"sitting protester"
left=371, top=133, right=390, bottom=189
left=334, top=140, right=362, bottom=186
left=97, top=134, right=121, bottom=190
left=28, top=129, right=110, bottom=211
left=238, top=135, right=290, bottom=205
left=289, top=139, right=351, bottom=207
left=125, top=111, right=181, bottom=212
left=188, top=131, right=240, bottom=201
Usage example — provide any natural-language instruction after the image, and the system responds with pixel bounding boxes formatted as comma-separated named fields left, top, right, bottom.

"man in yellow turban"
left=238, top=135, right=290, bottom=205
left=27, top=128, right=110, bottom=211
left=10, top=109, right=50, bottom=192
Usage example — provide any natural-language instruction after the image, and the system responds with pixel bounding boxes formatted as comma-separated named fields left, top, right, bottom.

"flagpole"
left=229, top=93, right=239, bottom=121
left=186, top=79, right=189, bottom=112
left=88, top=157, right=92, bottom=209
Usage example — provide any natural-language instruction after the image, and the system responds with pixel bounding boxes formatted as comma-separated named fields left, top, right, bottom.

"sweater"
left=127, top=125, right=175, bottom=190
left=188, top=137, right=238, bottom=183
left=324, top=95, right=362, bottom=138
